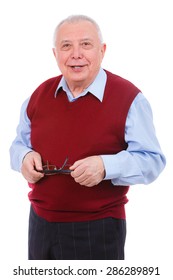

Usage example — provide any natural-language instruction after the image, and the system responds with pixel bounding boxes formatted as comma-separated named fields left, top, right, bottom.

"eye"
left=81, top=41, right=92, bottom=49
left=61, top=43, right=71, bottom=51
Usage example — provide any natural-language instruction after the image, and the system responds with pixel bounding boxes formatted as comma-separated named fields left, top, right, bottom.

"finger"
left=71, top=169, right=84, bottom=179
left=72, top=171, right=86, bottom=182
left=73, top=170, right=102, bottom=187
left=69, top=159, right=84, bottom=171
left=27, top=170, right=44, bottom=183
left=78, top=179, right=95, bottom=187
left=72, top=168, right=95, bottom=185
left=76, top=176, right=99, bottom=187
left=70, top=163, right=86, bottom=178
left=33, top=155, right=43, bottom=171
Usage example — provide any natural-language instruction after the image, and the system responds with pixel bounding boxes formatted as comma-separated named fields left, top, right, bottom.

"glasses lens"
left=40, top=159, right=71, bottom=175
left=43, top=165, right=57, bottom=171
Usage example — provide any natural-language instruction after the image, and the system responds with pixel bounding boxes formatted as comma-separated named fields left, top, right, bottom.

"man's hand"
left=21, top=151, right=44, bottom=183
left=70, top=156, right=105, bottom=187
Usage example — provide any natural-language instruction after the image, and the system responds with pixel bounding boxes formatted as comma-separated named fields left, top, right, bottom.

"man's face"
left=53, top=20, right=106, bottom=90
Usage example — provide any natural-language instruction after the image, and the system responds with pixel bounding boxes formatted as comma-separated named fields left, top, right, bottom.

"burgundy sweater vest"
left=27, top=70, right=140, bottom=222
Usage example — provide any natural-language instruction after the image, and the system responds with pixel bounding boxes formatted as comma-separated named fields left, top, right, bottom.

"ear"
left=52, top=48, right=56, bottom=57
left=101, top=43, right=106, bottom=58
left=101, top=43, right=106, bottom=59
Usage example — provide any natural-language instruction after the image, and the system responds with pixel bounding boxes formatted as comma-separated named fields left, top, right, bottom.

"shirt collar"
left=54, top=68, right=107, bottom=102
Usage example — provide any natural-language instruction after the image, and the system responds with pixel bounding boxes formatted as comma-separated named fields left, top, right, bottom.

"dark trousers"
left=28, top=206, right=126, bottom=260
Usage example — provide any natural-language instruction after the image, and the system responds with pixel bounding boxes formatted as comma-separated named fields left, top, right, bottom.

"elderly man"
left=10, top=15, right=166, bottom=260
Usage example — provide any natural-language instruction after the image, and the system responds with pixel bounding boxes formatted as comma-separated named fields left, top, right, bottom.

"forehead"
left=56, top=21, right=99, bottom=42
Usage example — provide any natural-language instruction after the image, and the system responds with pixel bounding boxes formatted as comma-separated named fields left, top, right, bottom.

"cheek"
left=90, top=54, right=103, bottom=67
left=57, top=59, right=69, bottom=72
left=56, top=51, right=69, bottom=65
left=91, top=49, right=104, bottom=63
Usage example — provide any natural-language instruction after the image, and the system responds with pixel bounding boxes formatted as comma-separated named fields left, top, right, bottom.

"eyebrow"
left=60, top=38, right=93, bottom=44
left=60, top=40, right=71, bottom=45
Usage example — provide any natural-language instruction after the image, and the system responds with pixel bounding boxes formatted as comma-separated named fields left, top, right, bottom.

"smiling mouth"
left=69, top=65, right=86, bottom=72
left=71, top=65, right=84, bottom=68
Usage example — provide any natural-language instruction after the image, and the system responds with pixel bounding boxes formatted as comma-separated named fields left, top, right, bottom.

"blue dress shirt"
left=9, top=68, right=166, bottom=185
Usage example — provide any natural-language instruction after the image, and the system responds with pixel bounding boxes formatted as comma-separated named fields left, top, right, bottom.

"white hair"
left=53, top=15, right=104, bottom=46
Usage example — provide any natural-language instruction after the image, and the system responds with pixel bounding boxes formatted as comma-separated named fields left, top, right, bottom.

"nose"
left=71, top=45, right=83, bottom=59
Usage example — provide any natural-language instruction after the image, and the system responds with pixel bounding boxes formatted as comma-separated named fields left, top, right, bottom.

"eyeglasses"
left=36, top=157, right=71, bottom=175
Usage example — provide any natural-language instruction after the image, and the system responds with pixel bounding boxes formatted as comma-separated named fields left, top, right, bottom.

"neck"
left=69, top=85, right=86, bottom=97
left=66, top=74, right=98, bottom=97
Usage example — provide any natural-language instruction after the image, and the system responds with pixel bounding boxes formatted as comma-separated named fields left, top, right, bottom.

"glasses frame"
left=36, top=157, right=71, bottom=175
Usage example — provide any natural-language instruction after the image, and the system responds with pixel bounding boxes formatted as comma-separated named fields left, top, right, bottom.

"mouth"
left=72, top=66, right=82, bottom=69
left=71, top=65, right=85, bottom=68
left=69, top=65, right=86, bottom=72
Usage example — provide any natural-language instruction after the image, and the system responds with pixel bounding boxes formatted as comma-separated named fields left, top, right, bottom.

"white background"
left=0, top=0, right=172, bottom=278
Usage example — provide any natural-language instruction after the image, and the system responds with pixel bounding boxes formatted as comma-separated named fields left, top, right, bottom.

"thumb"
left=69, top=159, right=83, bottom=171
left=33, top=154, right=43, bottom=171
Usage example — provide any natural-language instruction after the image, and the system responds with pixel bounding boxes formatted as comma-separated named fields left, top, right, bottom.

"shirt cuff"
left=18, top=149, right=33, bottom=172
left=101, top=154, right=121, bottom=180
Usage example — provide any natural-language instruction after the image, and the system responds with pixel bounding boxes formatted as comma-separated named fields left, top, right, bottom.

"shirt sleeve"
left=9, top=97, right=33, bottom=172
left=101, top=93, right=166, bottom=185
